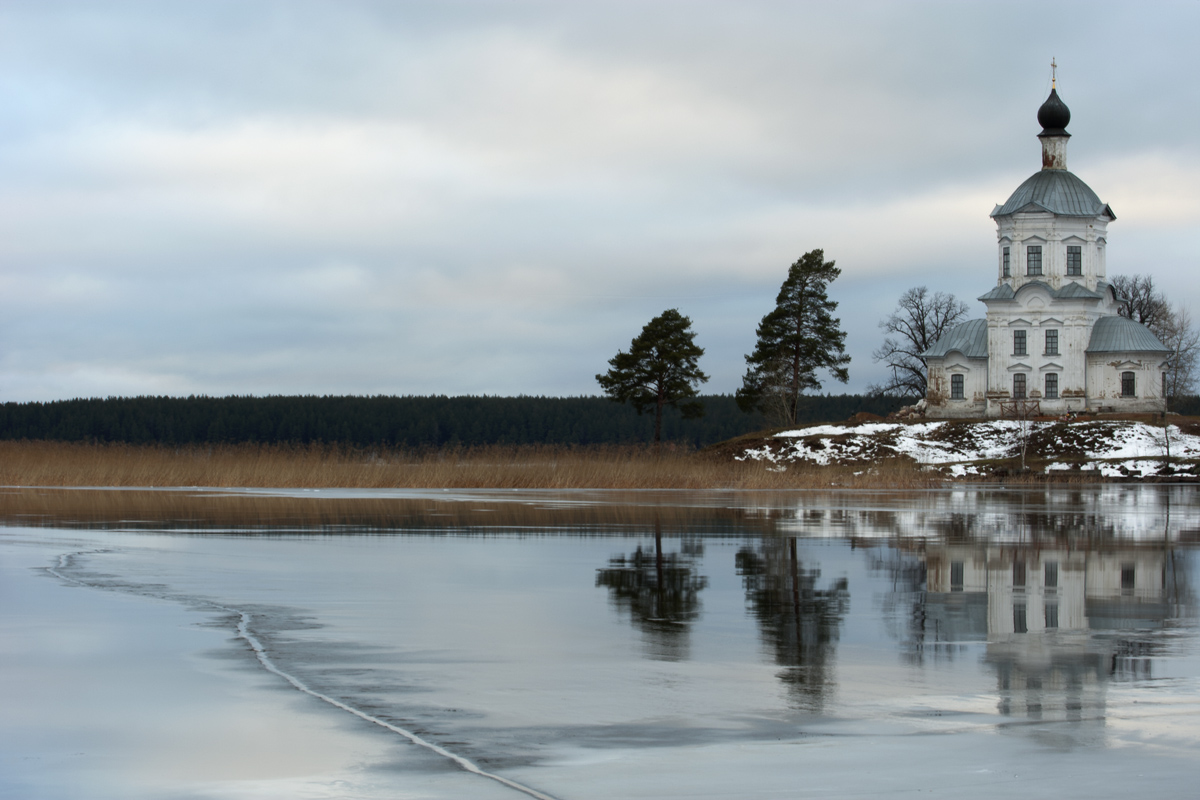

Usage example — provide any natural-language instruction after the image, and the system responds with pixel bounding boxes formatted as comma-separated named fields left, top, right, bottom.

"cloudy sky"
left=3, top=1, right=1199, bottom=402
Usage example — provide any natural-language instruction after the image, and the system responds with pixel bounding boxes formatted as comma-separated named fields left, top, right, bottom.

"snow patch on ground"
left=736, top=420, right=1200, bottom=479
left=776, top=422, right=915, bottom=438
left=1094, top=424, right=1199, bottom=460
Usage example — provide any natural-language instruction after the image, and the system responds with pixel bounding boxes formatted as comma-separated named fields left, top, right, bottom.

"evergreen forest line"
left=0, top=394, right=907, bottom=448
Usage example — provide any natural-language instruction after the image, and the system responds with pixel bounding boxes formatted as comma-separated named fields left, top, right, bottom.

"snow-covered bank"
left=734, top=419, right=1200, bottom=479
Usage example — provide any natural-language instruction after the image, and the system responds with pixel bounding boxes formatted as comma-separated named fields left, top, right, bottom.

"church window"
left=1045, top=373, right=1058, bottom=399
left=1002, top=247, right=1010, bottom=277
left=1044, top=329, right=1059, bottom=355
left=1121, top=371, right=1136, bottom=397
left=1013, top=603, right=1028, bottom=634
left=1013, top=330, right=1027, bottom=356
left=1026, top=245, right=1042, bottom=275
left=951, top=374, right=964, bottom=399
left=951, top=561, right=964, bottom=591
left=1066, top=246, right=1082, bottom=276
left=1013, top=373, right=1027, bottom=399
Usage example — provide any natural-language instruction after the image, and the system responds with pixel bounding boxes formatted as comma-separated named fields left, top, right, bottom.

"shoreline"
left=0, top=424, right=1195, bottom=494
left=0, top=439, right=941, bottom=491
left=3, top=483, right=1197, bottom=537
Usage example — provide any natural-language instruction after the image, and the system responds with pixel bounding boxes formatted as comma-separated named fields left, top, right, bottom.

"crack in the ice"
left=46, top=550, right=562, bottom=800
left=225, top=605, right=561, bottom=800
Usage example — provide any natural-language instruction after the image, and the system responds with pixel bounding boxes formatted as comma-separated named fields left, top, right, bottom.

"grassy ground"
left=0, top=440, right=941, bottom=491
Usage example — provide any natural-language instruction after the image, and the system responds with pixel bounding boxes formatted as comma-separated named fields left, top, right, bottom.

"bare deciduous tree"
left=1112, top=274, right=1170, bottom=333
left=870, top=287, right=969, bottom=398
left=1159, top=305, right=1199, bottom=402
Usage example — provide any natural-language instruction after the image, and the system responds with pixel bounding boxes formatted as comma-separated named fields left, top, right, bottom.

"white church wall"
left=994, top=213, right=1108, bottom=293
left=925, top=546, right=989, bottom=593
left=1084, top=353, right=1167, bottom=412
left=984, top=288, right=1059, bottom=409
left=1085, top=552, right=1165, bottom=603
left=927, top=355, right=988, bottom=418
left=986, top=548, right=1087, bottom=636
left=980, top=283, right=1140, bottom=415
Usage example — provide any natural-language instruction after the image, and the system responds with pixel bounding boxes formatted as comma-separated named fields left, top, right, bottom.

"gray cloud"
left=2, top=1, right=1198, bottom=401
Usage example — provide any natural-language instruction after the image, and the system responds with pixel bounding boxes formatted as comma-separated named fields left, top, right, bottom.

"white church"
left=923, top=80, right=1169, bottom=419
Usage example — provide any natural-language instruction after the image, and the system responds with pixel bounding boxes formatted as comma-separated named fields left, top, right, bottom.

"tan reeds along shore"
left=0, top=440, right=939, bottom=491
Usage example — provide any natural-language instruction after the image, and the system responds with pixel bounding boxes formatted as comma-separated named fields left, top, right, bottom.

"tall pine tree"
left=596, top=309, right=709, bottom=443
left=737, top=249, right=850, bottom=425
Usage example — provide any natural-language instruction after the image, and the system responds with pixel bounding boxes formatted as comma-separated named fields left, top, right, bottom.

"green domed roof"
left=1086, top=316, right=1169, bottom=353
left=922, top=319, right=988, bottom=359
left=991, top=169, right=1114, bottom=219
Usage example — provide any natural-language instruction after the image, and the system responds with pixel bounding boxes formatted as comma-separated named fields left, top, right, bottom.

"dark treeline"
left=0, top=394, right=905, bottom=448
left=1174, top=396, right=1200, bottom=416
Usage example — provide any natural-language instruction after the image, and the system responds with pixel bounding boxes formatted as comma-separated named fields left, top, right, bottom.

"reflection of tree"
left=869, top=547, right=947, bottom=667
left=596, top=522, right=707, bottom=661
left=737, top=537, right=849, bottom=711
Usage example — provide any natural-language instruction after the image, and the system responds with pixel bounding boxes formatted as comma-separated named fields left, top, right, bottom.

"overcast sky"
left=3, top=1, right=1198, bottom=402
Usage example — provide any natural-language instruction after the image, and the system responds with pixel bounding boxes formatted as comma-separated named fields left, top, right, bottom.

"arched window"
left=1121, top=371, right=1136, bottom=398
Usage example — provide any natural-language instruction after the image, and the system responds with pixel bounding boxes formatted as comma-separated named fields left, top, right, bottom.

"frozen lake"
left=2, top=485, right=1199, bottom=799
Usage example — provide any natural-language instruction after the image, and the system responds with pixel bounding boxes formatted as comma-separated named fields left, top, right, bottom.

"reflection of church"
left=923, top=545, right=1177, bottom=718
left=923, top=74, right=1169, bottom=418
left=925, top=545, right=1170, bottom=635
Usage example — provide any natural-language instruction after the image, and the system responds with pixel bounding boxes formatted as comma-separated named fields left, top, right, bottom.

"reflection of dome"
left=991, top=169, right=1110, bottom=218
left=1037, top=88, right=1071, bottom=136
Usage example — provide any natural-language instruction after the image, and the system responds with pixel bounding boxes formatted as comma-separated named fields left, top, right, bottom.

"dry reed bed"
left=0, top=440, right=941, bottom=491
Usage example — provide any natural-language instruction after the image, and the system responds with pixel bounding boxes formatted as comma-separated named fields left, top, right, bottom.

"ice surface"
left=3, top=486, right=1199, bottom=799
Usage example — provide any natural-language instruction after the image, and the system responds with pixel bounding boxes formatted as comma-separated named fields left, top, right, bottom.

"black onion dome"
left=1037, top=88, right=1071, bottom=136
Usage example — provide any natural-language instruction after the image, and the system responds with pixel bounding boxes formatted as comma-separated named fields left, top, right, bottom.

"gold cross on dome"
left=1051, top=57, right=1057, bottom=88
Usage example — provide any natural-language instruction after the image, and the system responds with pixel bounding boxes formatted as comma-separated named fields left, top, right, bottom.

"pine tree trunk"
left=654, top=383, right=665, bottom=443
left=791, top=352, right=801, bottom=425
